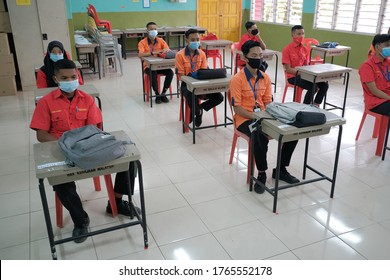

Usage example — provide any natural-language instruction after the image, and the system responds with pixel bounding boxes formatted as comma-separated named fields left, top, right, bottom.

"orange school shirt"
left=359, top=55, right=390, bottom=110
left=30, top=88, right=102, bottom=139
left=138, top=37, right=169, bottom=68
left=175, top=47, right=208, bottom=76
left=229, top=67, right=273, bottom=128
left=282, top=41, right=309, bottom=79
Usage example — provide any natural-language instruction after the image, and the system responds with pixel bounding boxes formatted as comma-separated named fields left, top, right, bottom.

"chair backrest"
left=227, top=90, right=236, bottom=126
left=303, top=38, right=322, bottom=61
left=88, top=4, right=101, bottom=23
left=201, top=32, right=219, bottom=55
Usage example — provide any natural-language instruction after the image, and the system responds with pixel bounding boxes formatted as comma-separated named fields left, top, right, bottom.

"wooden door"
left=197, top=0, right=242, bottom=41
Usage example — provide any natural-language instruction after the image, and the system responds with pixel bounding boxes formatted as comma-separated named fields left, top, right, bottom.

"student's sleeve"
left=36, top=70, right=48, bottom=88
left=30, top=99, right=51, bottom=131
left=230, top=76, right=242, bottom=107
left=200, top=52, right=208, bottom=69
left=86, top=96, right=103, bottom=125
left=175, top=53, right=185, bottom=75
left=138, top=40, right=148, bottom=53
left=359, top=62, right=375, bottom=84
left=281, top=47, right=290, bottom=65
left=161, top=39, right=169, bottom=50
left=77, top=69, right=84, bottom=85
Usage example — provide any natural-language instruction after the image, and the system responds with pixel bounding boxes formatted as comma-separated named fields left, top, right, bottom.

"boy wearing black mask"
left=230, top=40, right=299, bottom=194
left=236, top=21, right=267, bottom=71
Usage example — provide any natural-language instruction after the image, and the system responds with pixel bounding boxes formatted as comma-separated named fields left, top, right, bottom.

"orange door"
left=197, top=0, right=242, bottom=41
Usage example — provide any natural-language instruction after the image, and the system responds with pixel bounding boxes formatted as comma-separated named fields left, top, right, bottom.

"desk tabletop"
left=200, top=40, right=233, bottom=47
left=181, top=74, right=232, bottom=95
left=143, top=57, right=176, bottom=65
left=34, top=84, right=100, bottom=103
left=311, top=45, right=351, bottom=52
left=255, top=106, right=346, bottom=142
left=33, top=130, right=140, bottom=184
left=296, top=63, right=352, bottom=75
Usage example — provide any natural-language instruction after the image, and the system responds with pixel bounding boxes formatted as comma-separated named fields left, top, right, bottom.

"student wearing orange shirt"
left=230, top=40, right=299, bottom=194
left=30, top=60, right=138, bottom=243
left=138, top=22, right=174, bottom=104
left=282, top=25, right=328, bottom=106
left=175, top=28, right=223, bottom=127
left=36, top=40, right=84, bottom=88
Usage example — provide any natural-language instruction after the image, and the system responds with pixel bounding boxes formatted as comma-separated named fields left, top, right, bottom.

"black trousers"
left=288, top=76, right=329, bottom=105
left=237, top=120, right=298, bottom=171
left=145, top=68, right=174, bottom=95
left=371, top=101, right=390, bottom=116
left=181, top=82, right=223, bottom=116
left=53, top=162, right=136, bottom=227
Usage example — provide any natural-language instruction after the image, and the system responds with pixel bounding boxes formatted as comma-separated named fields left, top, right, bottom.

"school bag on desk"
left=265, top=102, right=326, bottom=128
left=58, top=125, right=130, bottom=170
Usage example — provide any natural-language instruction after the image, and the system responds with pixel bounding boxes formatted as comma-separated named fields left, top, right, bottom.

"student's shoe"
left=106, top=200, right=141, bottom=218
left=254, top=172, right=266, bottom=194
left=195, top=108, right=203, bottom=127
left=161, top=93, right=169, bottom=103
left=272, top=168, right=300, bottom=184
left=72, top=225, right=88, bottom=243
left=155, top=95, right=162, bottom=104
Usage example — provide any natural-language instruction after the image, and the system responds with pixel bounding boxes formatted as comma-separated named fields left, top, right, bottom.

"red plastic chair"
left=227, top=90, right=252, bottom=183
left=231, top=42, right=244, bottom=74
left=303, top=38, right=324, bottom=65
left=176, top=72, right=217, bottom=132
left=87, top=4, right=112, bottom=33
left=54, top=123, right=118, bottom=228
left=355, top=103, right=389, bottom=157
left=201, top=33, right=223, bottom=69
left=282, top=72, right=304, bottom=103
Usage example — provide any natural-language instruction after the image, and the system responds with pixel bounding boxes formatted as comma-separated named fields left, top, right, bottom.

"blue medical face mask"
left=189, top=41, right=200, bottom=50
left=50, top=53, right=64, bottom=62
left=58, top=79, right=79, bottom=93
left=381, top=47, right=390, bottom=58
left=148, top=30, right=158, bottom=38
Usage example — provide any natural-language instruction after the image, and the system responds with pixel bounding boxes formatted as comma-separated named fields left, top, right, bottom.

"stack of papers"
left=74, top=35, right=91, bottom=45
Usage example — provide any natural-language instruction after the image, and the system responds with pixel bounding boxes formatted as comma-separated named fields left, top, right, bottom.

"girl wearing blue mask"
left=36, top=40, right=84, bottom=88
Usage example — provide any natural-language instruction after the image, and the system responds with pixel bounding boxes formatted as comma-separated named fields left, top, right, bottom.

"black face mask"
left=251, top=29, right=259, bottom=35
left=246, top=57, right=263, bottom=69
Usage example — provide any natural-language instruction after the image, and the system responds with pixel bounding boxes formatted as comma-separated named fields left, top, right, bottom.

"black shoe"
left=195, top=108, right=203, bottom=127
left=106, top=200, right=141, bottom=218
left=254, top=172, right=266, bottom=194
left=272, top=168, right=300, bottom=184
left=155, top=95, right=162, bottom=104
left=72, top=225, right=88, bottom=243
left=161, top=93, right=169, bottom=103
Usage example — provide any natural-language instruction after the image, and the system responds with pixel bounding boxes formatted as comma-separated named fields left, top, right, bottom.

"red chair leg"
left=355, top=112, right=368, bottom=141
left=229, top=134, right=239, bottom=164
left=104, top=174, right=117, bottom=217
left=93, top=176, right=101, bottom=191
left=376, top=116, right=388, bottom=156
left=213, top=107, right=217, bottom=128
left=55, top=193, right=64, bottom=228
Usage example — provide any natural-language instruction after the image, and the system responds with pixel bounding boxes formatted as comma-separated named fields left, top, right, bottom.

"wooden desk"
left=33, top=130, right=148, bottom=259
left=311, top=45, right=351, bottom=66
left=75, top=38, right=100, bottom=78
left=251, top=108, right=346, bottom=213
left=142, top=57, right=177, bottom=107
left=295, top=63, right=352, bottom=117
left=34, top=84, right=102, bottom=111
left=200, top=39, right=233, bottom=70
left=180, top=75, right=233, bottom=144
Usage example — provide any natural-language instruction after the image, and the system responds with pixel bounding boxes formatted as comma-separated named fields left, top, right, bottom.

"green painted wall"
left=70, top=11, right=197, bottom=54
left=251, top=12, right=374, bottom=69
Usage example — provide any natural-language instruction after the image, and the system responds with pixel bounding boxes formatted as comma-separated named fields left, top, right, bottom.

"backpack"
left=265, top=102, right=326, bottom=128
left=191, top=68, right=227, bottom=80
left=317, top=42, right=339, bottom=48
left=58, top=125, right=128, bottom=170
left=158, top=50, right=177, bottom=59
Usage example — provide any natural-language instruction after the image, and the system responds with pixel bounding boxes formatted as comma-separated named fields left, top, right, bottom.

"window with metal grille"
left=315, top=0, right=390, bottom=34
left=250, top=0, right=303, bottom=25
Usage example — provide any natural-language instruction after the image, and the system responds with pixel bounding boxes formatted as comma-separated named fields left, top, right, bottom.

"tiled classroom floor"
left=1, top=52, right=390, bottom=260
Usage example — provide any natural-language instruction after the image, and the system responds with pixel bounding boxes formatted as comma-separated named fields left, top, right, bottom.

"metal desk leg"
left=303, top=138, right=310, bottom=179
left=330, top=125, right=343, bottom=198
left=382, top=113, right=390, bottom=161
left=192, top=89, right=196, bottom=144
left=38, top=179, right=57, bottom=260
left=273, top=135, right=284, bottom=213
left=274, top=54, right=279, bottom=93
left=341, top=72, right=350, bottom=117
left=135, top=160, right=148, bottom=249
left=149, top=71, right=153, bottom=108
left=95, top=96, right=102, bottom=111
